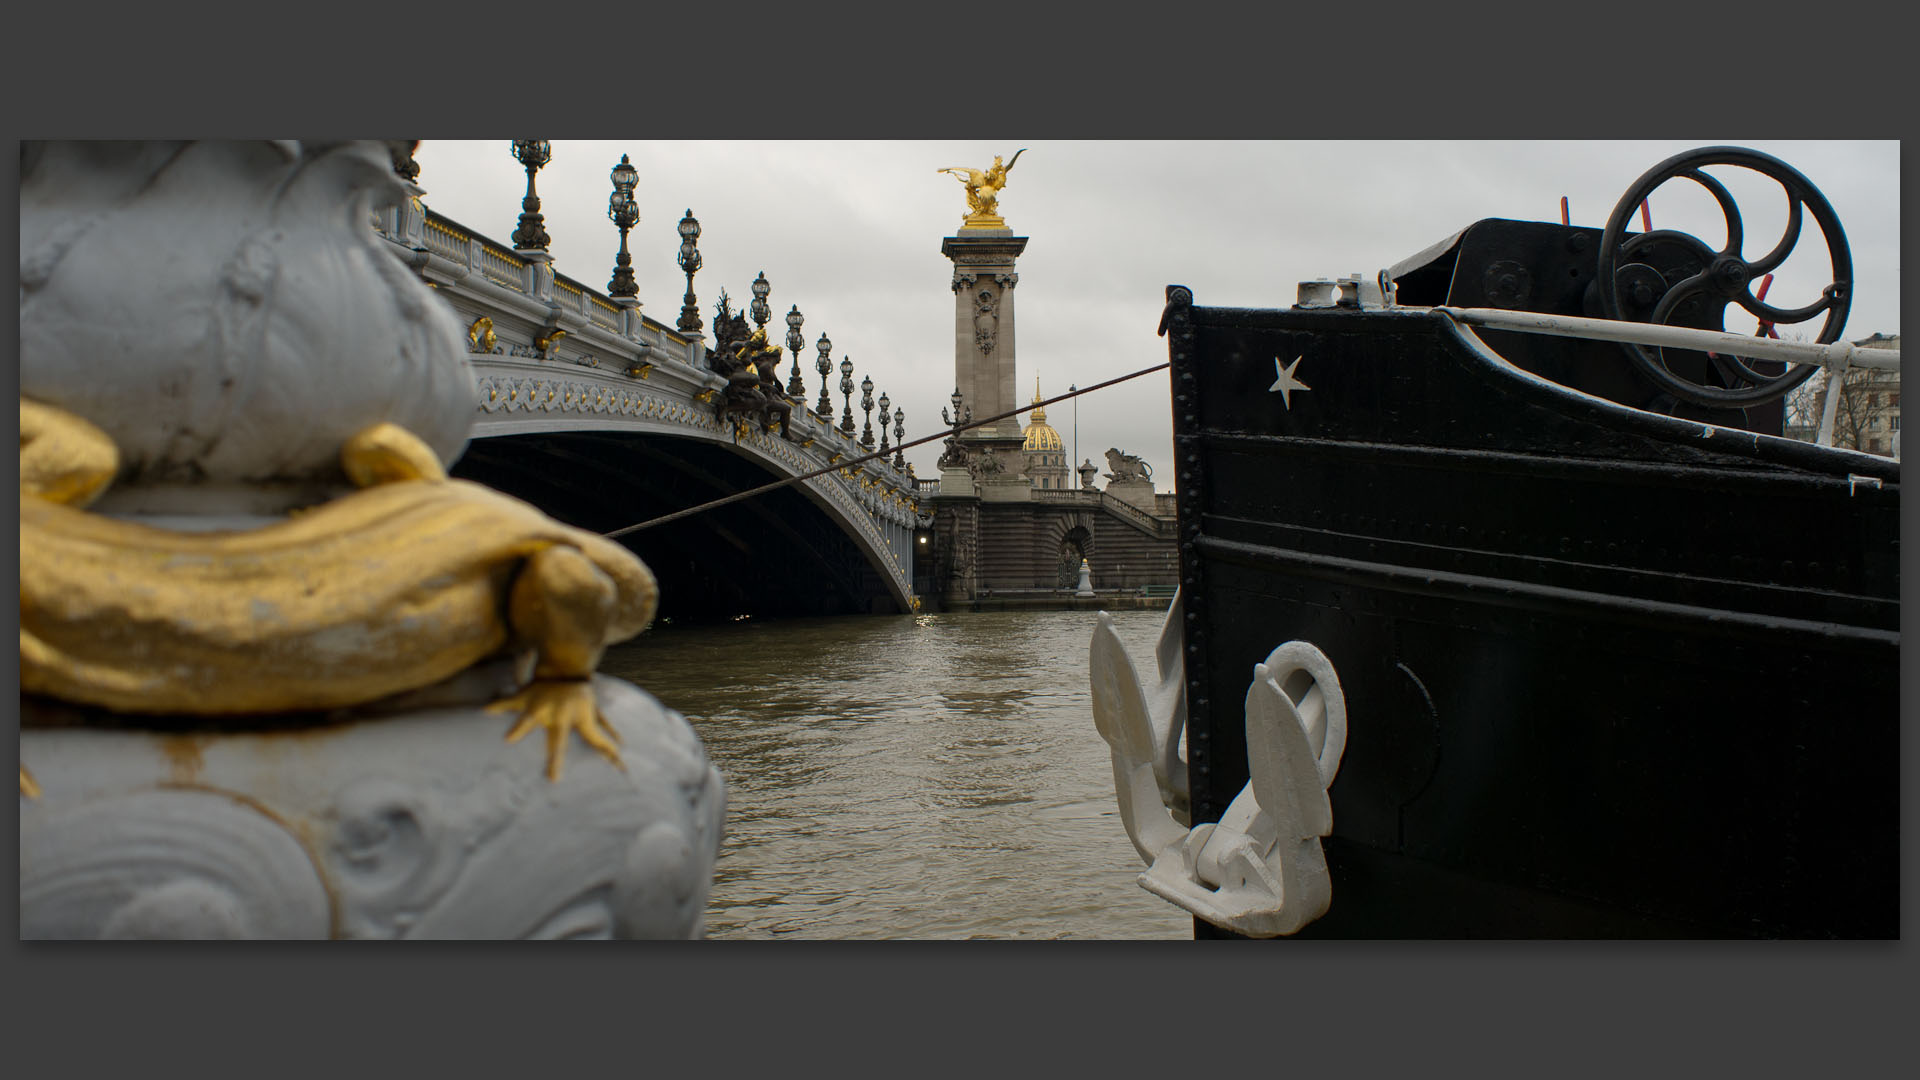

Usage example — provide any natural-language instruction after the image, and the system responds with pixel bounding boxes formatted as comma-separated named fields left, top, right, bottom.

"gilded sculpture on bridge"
left=709, top=326, right=796, bottom=441
left=938, top=149, right=1026, bottom=227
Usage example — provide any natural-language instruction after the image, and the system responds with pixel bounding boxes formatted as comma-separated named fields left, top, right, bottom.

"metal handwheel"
left=1597, top=145, right=1853, bottom=408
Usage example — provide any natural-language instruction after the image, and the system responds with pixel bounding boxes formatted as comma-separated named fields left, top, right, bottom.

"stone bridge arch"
left=455, top=363, right=918, bottom=622
left=1053, top=519, right=1095, bottom=588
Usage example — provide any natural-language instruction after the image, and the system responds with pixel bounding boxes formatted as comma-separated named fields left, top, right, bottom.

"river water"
left=600, top=608, right=1192, bottom=940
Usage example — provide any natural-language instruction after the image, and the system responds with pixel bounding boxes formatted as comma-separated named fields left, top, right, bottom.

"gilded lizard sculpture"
left=20, top=397, right=659, bottom=795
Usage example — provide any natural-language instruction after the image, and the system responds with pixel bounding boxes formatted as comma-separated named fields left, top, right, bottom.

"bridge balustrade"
left=1031, top=487, right=1176, bottom=538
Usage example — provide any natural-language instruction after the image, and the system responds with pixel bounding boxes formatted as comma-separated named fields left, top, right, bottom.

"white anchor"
left=1091, top=595, right=1346, bottom=937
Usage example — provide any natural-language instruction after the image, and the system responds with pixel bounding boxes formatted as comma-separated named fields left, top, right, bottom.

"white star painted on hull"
left=1269, top=355, right=1310, bottom=409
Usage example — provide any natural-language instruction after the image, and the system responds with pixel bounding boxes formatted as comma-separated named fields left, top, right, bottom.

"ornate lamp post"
left=893, top=408, right=906, bottom=469
left=860, top=375, right=876, bottom=449
left=1069, top=382, right=1079, bottom=476
left=839, top=358, right=856, bottom=436
left=938, top=389, right=972, bottom=470
left=675, top=209, right=703, bottom=334
left=946, top=388, right=969, bottom=430
left=606, top=154, right=639, bottom=298
left=509, top=141, right=551, bottom=251
left=750, top=272, right=771, bottom=335
left=877, top=391, right=892, bottom=456
left=814, top=333, right=834, bottom=420
left=785, top=306, right=807, bottom=398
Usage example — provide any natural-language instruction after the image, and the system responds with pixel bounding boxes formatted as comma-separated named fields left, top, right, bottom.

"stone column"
left=524, top=250, right=555, bottom=303
left=941, top=230, right=1028, bottom=446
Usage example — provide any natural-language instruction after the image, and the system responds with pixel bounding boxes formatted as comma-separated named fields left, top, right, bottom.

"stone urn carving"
left=21, top=141, right=476, bottom=515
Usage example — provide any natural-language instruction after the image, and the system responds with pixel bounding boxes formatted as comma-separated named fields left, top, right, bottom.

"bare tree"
left=1782, top=331, right=1901, bottom=454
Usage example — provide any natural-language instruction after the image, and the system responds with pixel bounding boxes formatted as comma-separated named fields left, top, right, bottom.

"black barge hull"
left=1162, top=291, right=1898, bottom=938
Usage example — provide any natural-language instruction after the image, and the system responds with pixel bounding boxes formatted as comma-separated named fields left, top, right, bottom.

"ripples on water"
left=601, top=608, right=1191, bottom=940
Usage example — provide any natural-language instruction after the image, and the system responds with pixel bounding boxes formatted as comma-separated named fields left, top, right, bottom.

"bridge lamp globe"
left=877, top=391, right=891, bottom=451
left=676, top=210, right=702, bottom=273
left=509, top=140, right=553, bottom=252
left=785, top=305, right=807, bottom=397
left=608, top=155, right=639, bottom=211
left=511, top=140, right=551, bottom=169
left=815, top=332, right=834, bottom=419
left=606, top=154, right=640, bottom=298
left=860, top=375, right=877, bottom=448
left=839, top=357, right=856, bottom=436
left=750, top=271, right=772, bottom=331
left=675, top=210, right=703, bottom=334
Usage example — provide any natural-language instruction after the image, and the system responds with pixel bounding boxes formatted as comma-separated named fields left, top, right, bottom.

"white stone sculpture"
left=1102, top=447, right=1153, bottom=485
left=1090, top=596, right=1345, bottom=937
left=19, top=140, right=727, bottom=939
left=22, top=679, right=724, bottom=939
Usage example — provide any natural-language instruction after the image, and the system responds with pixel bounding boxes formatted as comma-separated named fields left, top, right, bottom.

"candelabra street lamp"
left=893, top=408, right=906, bottom=469
left=785, top=306, right=806, bottom=398
left=839, top=358, right=856, bottom=436
left=509, top=140, right=551, bottom=251
left=606, top=154, right=639, bottom=298
left=939, top=389, right=971, bottom=469
left=860, top=374, right=876, bottom=449
left=945, top=388, right=970, bottom=431
left=676, top=209, right=703, bottom=334
left=877, top=391, right=892, bottom=455
left=750, top=272, right=771, bottom=334
left=814, top=333, right=834, bottom=420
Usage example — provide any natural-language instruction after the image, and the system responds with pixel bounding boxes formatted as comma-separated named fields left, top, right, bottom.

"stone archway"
left=1057, top=524, right=1092, bottom=589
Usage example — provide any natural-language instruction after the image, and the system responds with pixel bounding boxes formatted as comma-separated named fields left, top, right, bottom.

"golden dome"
left=1023, top=378, right=1064, bottom=452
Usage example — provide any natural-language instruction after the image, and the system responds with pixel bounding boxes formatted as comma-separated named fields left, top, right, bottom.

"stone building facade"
left=1784, top=332, right=1900, bottom=457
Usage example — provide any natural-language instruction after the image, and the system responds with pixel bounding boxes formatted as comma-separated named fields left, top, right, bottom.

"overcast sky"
left=410, top=141, right=1900, bottom=486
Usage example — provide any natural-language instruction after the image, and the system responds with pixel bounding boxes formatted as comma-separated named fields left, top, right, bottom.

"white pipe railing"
left=1431, top=306, right=1900, bottom=450
left=1432, top=306, right=1900, bottom=372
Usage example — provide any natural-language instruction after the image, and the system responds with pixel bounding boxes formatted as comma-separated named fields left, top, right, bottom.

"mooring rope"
left=603, top=361, right=1171, bottom=538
